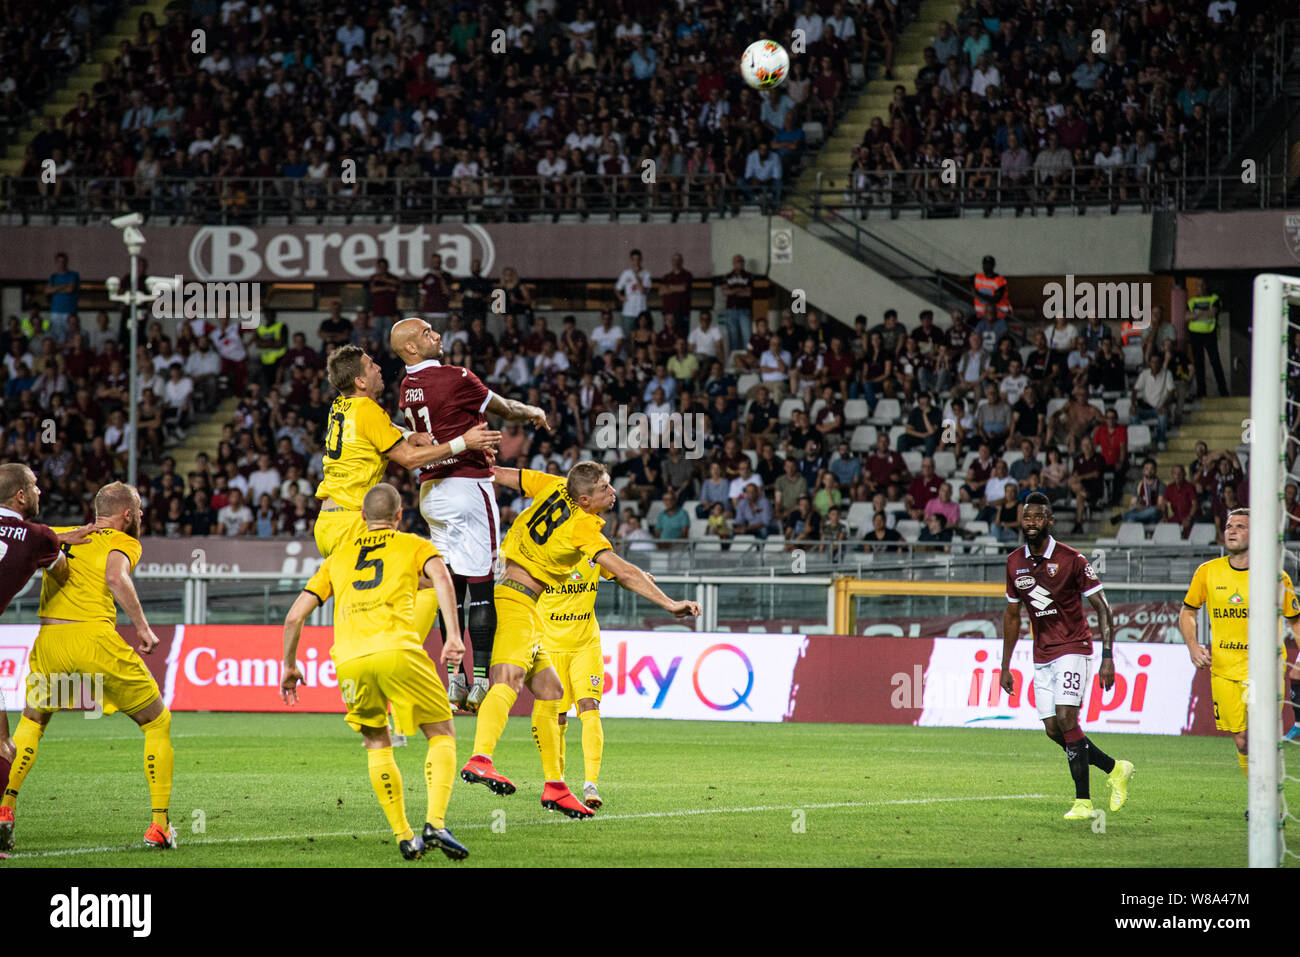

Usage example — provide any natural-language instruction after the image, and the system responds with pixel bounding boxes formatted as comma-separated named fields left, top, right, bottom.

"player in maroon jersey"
left=0, top=464, right=93, bottom=801
left=1001, top=492, right=1135, bottom=820
left=390, top=317, right=549, bottom=711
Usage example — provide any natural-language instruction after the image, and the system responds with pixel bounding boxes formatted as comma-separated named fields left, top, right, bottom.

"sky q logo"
left=602, top=641, right=756, bottom=711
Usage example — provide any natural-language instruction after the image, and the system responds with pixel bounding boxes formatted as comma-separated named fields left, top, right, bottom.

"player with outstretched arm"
left=1001, top=492, right=1135, bottom=820
left=459, top=460, right=701, bottom=818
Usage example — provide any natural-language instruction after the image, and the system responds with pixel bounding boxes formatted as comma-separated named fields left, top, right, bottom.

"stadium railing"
left=0, top=172, right=751, bottom=225
left=808, top=164, right=1297, bottom=218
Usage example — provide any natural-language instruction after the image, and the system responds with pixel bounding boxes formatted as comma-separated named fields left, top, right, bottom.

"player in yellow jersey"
left=460, top=461, right=701, bottom=818
left=315, top=344, right=498, bottom=742
left=536, top=557, right=615, bottom=809
left=281, top=483, right=469, bottom=862
left=1181, top=508, right=1300, bottom=786
left=0, top=482, right=177, bottom=852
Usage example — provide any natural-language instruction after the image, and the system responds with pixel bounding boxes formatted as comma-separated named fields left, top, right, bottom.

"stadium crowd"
left=0, top=239, right=1254, bottom=554
left=850, top=0, right=1280, bottom=213
left=11, top=0, right=915, bottom=217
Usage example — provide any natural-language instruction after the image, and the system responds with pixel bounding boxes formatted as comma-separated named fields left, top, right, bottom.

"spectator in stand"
left=734, top=483, right=775, bottom=541
left=1131, top=353, right=1174, bottom=447
left=1159, top=464, right=1199, bottom=538
left=924, top=481, right=960, bottom=529
left=973, top=381, right=1013, bottom=453
left=960, top=442, right=998, bottom=504
left=742, top=141, right=782, bottom=210
left=1112, top=458, right=1164, bottom=527
left=589, top=309, right=624, bottom=358
left=1049, top=387, right=1104, bottom=455
left=775, top=457, right=808, bottom=514
left=918, top=512, right=954, bottom=552
left=653, top=490, right=691, bottom=548
left=865, top=432, right=909, bottom=495
left=759, top=336, right=791, bottom=401
left=615, top=249, right=652, bottom=341
left=706, top=501, right=734, bottom=549
left=1067, top=435, right=1107, bottom=534
left=217, top=487, right=253, bottom=536
left=720, top=254, right=755, bottom=354
left=688, top=310, right=726, bottom=367
left=660, top=252, right=693, bottom=338
left=784, top=495, right=822, bottom=550
left=1091, top=408, right=1129, bottom=508
left=953, top=332, right=990, bottom=404
left=44, top=252, right=79, bottom=343
left=419, top=252, right=452, bottom=323
left=990, top=482, right=1022, bottom=544
left=863, top=510, right=903, bottom=553
left=905, top=457, right=943, bottom=520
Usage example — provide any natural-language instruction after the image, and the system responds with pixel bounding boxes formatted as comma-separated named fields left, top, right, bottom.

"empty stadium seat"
left=933, top=450, right=957, bottom=477
left=1002, top=451, right=1023, bottom=468
left=901, top=451, right=922, bottom=474
left=1116, top=523, right=1147, bottom=545
left=1114, top=397, right=1132, bottom=424
left=779, top=398, right=805, bottom=422
left=1188, top=523, right=1217, bottom=546
left=850, top=425, right=878, bottom=452
left=870, top=398, right=902, bottom=425
left=1127, top=424, right=1152, bottom=452
left=802, top=121, right=825, bottom=146
left=1151, top=523, right=1186, bottom=546
left=959, top=503, right=977, bottom=522
left=844, top=399, right=870, bottom=424
left=736, top=373, right=760, bottom=397
left=1123, top=344, right=1145, bottom=370
left=809, top=398, right=826, bottom=421
left=964, top=520, right=990, bottom=536
left=646, top=501, right=666, bottom=527
left=1046, top=398, right=1067, bottom=420
left=743, top=449, right=758, bottom=468
left=895, top=520, right=922, bottom=541
left=888, top=425, right=907, bottom=448
left=847, top=502, right=873, bottom=535
left=1088, top=398, right=1107, bottom=417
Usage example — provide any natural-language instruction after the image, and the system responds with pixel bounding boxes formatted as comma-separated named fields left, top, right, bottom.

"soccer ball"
left=739, top=40, right=790, bottom=90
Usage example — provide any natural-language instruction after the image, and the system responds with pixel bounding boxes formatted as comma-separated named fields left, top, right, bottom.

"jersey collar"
left=1023, top=535, right=1057, bottom=560
left=0, top=506, right=22, bottom=520
left=405, top=358, right=442, bottom=374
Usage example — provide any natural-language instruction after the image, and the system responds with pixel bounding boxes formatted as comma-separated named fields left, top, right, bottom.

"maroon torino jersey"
left=0, top=507, right=61, bottom=614
left=399, top=358, right=493, bottom=482
left=420, top=270, right=451, bottom=315
left=1005, top=536, right=1104, bottom=663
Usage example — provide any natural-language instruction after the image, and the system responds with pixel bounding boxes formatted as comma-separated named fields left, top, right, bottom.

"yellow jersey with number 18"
left=314, top=394, right=406, bottom=510
left=1183, top=556, right=1299, bottom=681
left=304, top=527, right=439, bottom=663
left=501, top=470, right=613, bottom=589
left=39, top=527, right=141, bottom=625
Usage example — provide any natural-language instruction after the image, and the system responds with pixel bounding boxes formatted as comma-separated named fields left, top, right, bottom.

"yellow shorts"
left=549, top=642, right=605, bottom=710
left=335, top=647, right=452, bottom=734
left=492, top=584, right=552, bottom=679
left=1211, top=669, right=1286, bottom=733
left=313, top=509, right=365, bottom=558
left=27, top=622, right=160, bottom=716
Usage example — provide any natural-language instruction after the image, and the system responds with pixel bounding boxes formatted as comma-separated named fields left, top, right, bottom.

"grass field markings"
left=10, top=793, right=1053, bottom=859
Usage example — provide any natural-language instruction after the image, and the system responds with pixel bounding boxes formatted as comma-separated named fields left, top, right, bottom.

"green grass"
left=1, top=712, right=1256, bottom=867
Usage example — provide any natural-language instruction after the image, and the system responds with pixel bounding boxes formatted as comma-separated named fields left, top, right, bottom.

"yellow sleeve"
left=571, top=515, right=613, bottom=562
left=1183, top=562, right=1208, bottom=609
left=520, top=469, right=562, bottom=499
left=598, top=563, right=617, bottom=581
left=359, top=399, right=405, bottom=455
left=109, top=531, right=143, bottom=572
left=1284, top=573, right=1300, bottom=620
left=304, top=557, right=334, bottom=603
left=414, top=537, right=439, bottom=576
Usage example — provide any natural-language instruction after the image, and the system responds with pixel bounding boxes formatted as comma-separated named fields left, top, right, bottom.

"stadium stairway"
left=0, top=0, right=173, bottom=178
left=786, top=0, right=961, bottom=224
left=1163, top=396, right=1250, bottom=462
left=167, top=396, right=239, bottom=480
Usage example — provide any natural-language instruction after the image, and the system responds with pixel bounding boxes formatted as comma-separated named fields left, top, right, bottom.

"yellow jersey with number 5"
left=304, top=527, right=439, bottom=663
left=501, top=470, right=612, bottom=588
left=314, top=394, right=406, bottom=510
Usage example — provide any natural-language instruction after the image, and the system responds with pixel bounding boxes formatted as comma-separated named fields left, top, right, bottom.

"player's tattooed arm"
left=1000, top=601, right=1021, bottom=695
left=105, top=550, right=160, bottom=654
left=391, top=422, right=501, bottom=469
left=1089, top=590, right=1116, bottom=691
left=280, top=589, right=321, bottom=704
left=486, top=392, right=549, bottom=430
left=595, top=549, right=701, bottom=618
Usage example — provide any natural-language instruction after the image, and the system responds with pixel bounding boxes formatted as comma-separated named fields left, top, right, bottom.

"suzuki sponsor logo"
left=187, top=225, right=495, bottom=281
left=1027, top=584, right=1054, bottom=612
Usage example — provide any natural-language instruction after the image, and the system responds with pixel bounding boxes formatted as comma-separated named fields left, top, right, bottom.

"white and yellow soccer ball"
left=739, top=39, right=790, bottom=90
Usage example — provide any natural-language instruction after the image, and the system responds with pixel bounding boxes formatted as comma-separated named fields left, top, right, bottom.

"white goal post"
left=1248, top=274, right=1300, bottom=867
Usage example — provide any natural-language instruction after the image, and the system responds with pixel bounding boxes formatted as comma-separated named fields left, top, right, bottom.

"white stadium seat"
left=779, top=398, right=805, bottom=422
left=870, top=398, right=902, bottom=425
left=933, top=450, right=958, bottom=477
left=1116, top=522, right=1147, bottom=545
left=847, top=502, right=874, bottom=535
left=1114, top=397, right=1132, bottom=424
left=1127, top=424, right=1152, bottom=453
left=1151, top=523, right=1185, bottom=546
left=844, top=398, right=870, bottom=424
left=850, top=424, right=878, bottom=452
left=1188, top=523, right=1217, bottom=546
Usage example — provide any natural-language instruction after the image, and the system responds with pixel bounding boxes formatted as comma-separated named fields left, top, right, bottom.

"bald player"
left=391, top=317, right=548, bottom=714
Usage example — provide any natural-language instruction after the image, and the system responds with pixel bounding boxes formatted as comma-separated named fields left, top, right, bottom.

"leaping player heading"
left=1002, top=491, right=1135, bottom=820
left=390, top=317, right=549, bottom=713
left=462, top=461, right=701, bottom=818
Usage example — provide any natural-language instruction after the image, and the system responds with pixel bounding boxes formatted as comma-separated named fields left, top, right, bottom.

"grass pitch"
left=1, top=712, right=1254, bottom=868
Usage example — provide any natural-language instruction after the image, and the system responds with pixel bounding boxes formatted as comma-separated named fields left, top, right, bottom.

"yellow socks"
left=413, top=588, right=440, bottom=643
left=2, top=717, right=45, bottom=809
left=471, top=684, right=517, bottom=759
left=1238, top=751, right=1249, bottom=778
left=424, top=735, right=455, bottom=829
left=579, top=709, right=604, bottom=786
left=558, top=716, right=568, bottom=778
left=140, top=709, right=175, bottom=828
left=367, top=746, right=412, bottom=841
left=530, top=699, right=564, bottom=782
